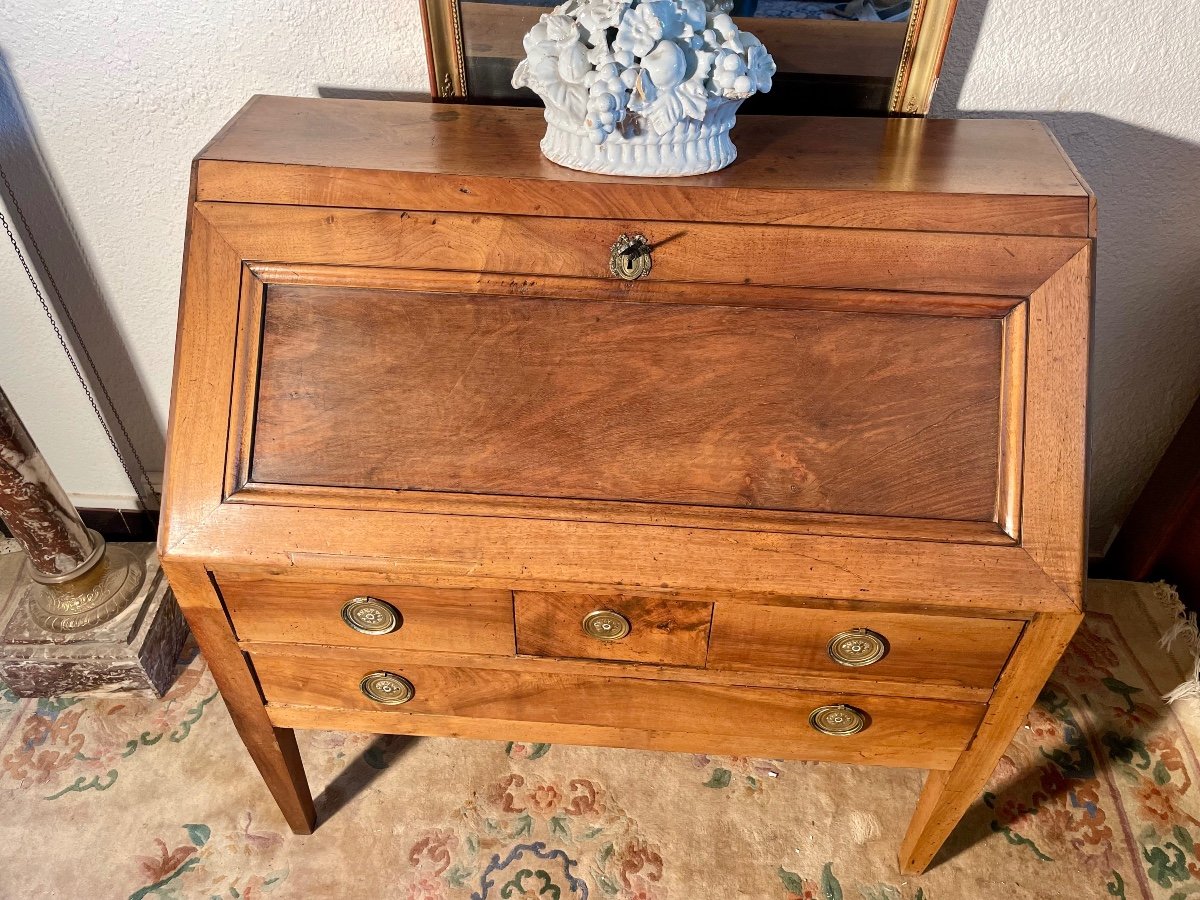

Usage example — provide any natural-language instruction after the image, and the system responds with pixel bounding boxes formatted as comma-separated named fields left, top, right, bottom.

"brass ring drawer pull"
left=609, top=233, right=652, bottom=281
left=359, top=671, right=414, bottom=705
left=826, top=628, right=887, bottom=667
left=581, top=609, right=631, bottom=642
left=341, top=596, right=401, bottom=635
left=809, top=704, right=868, bottom=736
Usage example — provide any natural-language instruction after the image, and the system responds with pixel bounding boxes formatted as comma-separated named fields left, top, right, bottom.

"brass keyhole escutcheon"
left=341, top=596, right=402, bottom=635
left=360, top=671, right=415, bottom=705
left=809, top=704, right=868, bottom=736
left=610, top=233, right=652, bottom=281
left=582, top=609, right=632, bottom=641
left=826, top=628, right=887, bottom=667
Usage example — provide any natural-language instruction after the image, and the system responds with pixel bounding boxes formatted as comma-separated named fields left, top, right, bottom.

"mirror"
left=419, top=0, right=958, bottom=115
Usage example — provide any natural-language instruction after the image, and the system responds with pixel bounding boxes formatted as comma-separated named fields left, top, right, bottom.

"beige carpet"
left=2, top=580, right=1199, bottom=899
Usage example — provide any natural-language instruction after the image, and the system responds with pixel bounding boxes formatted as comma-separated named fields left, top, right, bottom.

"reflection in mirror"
left=460, top=0, right=911, bottom=114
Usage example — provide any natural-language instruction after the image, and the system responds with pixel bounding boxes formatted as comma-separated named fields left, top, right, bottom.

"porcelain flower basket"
left=512, top=0, right=775, bottom=176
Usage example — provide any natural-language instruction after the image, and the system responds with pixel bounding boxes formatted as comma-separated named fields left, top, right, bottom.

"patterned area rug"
left=2, top=580, right=1199, bottom=899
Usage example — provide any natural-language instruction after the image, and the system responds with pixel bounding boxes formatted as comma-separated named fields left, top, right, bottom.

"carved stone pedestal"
left=0, top=541, right=187, bottom=697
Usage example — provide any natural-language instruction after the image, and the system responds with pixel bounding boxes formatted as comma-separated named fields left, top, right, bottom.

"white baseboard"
left=68, top=472, right=163, bottom=510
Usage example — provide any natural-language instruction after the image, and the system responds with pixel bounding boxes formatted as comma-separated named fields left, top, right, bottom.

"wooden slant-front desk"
left=159, top=96, right=1093, bottom=873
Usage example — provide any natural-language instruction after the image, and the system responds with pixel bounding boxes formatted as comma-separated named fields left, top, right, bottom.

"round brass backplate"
left=581, top=609, right=632, bottom=642
left=809, top=704, right=868, bottom=736
left=341, top=596, right=401, bottom=635
left=826, top=628, right=887, bottom=668
left=359, top=671, right=415, bottom=705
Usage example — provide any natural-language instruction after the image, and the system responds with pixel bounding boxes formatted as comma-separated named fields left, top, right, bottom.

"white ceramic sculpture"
left=512, top=0, right=775, bottom=176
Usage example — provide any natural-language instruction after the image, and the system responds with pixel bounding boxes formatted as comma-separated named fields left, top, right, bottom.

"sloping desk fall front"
left=159, top=96, right=1093, bottom=873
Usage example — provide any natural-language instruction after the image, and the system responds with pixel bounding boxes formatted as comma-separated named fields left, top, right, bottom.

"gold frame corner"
left=421, top=0, right=959, bottom=116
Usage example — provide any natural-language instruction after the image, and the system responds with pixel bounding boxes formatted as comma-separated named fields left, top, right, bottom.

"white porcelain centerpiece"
left=512, top=0, right=775, bottom=176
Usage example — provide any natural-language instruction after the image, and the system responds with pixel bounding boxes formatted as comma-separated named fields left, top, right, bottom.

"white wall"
left=0, top=0, right=427, bottom=504
left=2, top=0, right=1197, bottom=553
left=933, top=0, right=1200, bottom=553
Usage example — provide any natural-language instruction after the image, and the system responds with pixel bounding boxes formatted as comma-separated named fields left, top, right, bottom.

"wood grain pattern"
left=229, top=483, right=1013, bottom=545
left=268, top=702, right=969, bottom=769
left=250, top=283, right=1003, bottom=520
left=250, top=261, right=1026, bottom=319
left=212, top=562, right=1040, bottom=623
left=159, top=192, right=313, bottom=837
left=229, top=263, right=1018, bottom=543
left=708, top=603, right=1022, bottom=691
left=196, top=98, right=1093, bottom=237
left=158, top=208, right=242, bottom=551
left=515, top=592, right=712, bottom=667
left=1019, top=247, right=1092, bottom=606
left=250, top=645, right=985, bottom=770
left=157, top=99, right=1094, bottom=872
left=898, top=611, right=1082, bottom=872
left=995, top=303, right=1028, bottom=538
left=216, top=574, right=515, bottom=656
left=159, top=561, right=315, bottom=833
left=174, top=502, right=1076, bottom=612
left=240, top=639, right=995, bottom=701
left=197, top=202, right=1087, bottom=298
left=223, top=267, right=267, bottom=500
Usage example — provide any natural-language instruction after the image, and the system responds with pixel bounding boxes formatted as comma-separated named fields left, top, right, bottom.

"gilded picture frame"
left=418, top=0, right=959, bottom=116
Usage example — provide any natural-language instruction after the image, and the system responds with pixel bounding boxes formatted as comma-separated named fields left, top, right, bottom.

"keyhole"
left=610, top=233, right=652, bottom=281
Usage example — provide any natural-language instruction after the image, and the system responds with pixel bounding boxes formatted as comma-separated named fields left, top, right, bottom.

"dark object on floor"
left=0, top=542, right=187, bottom=697
left=0, top=386, right=185, bottom=696
left=1104, top=397, right=1200, bottom=608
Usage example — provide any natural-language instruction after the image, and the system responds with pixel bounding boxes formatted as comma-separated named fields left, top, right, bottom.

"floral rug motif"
left=0, top=643, right=218, bottom=800
left=2, top=580, right=1199, bottom=899
left=980, top=607, right=1200, bottom=899
left=404, top=773, right=663, bottom=899
left=128, top=814, right=289, bottom=900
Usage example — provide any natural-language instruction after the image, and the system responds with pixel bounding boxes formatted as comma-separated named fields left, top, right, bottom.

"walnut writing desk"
left=159, top=96, right=1093, bottom=873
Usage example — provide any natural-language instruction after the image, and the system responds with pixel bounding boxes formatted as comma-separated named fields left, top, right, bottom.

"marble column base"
left=0, top=541, right=188, bottom=698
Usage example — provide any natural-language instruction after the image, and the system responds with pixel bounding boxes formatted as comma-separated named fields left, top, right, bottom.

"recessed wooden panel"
left=251, top=645, right=985, bottom=769
left=218, top=574, right=514, bottom=656
left=515, top=592, right=712, bottom=667
left=708, top=604, right=1023, bottom=691
left=249, top=284, right=1003, bottom=521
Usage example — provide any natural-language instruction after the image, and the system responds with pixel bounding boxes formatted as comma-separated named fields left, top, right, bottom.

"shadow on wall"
left=0, top=50, right=162, bottom=509
left=935, top=3, right=1200, bottom=555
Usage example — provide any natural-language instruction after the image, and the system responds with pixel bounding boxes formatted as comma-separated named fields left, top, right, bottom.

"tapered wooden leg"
left=161, top=560, right=316, bottom=833
left=898, top=612, right=1081, bottom=873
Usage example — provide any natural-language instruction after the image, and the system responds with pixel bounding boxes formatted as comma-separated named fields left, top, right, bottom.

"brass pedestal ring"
left=23, top=542, right=145, bottom=633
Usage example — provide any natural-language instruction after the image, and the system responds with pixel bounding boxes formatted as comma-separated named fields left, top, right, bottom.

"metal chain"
left=0, top=162, right=159, bottom=505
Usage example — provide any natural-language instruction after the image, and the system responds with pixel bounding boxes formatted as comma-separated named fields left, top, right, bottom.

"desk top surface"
left=195, top=96, right=1094, bottom=238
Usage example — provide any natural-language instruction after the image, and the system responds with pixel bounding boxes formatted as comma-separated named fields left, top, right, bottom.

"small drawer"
left=708, top=604, right=1023, bottom=693
left=514, top=592, right=712, bottom=667
left=251, top=645, right=986, bottom=770
left=217, top=573, right=514, bottom=656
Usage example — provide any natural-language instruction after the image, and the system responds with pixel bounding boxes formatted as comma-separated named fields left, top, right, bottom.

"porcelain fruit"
left=512, top=0, right=776, bottom=176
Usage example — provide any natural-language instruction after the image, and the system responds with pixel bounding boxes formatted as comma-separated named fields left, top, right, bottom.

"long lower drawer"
left=251, top=646, right=985, bottom=770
